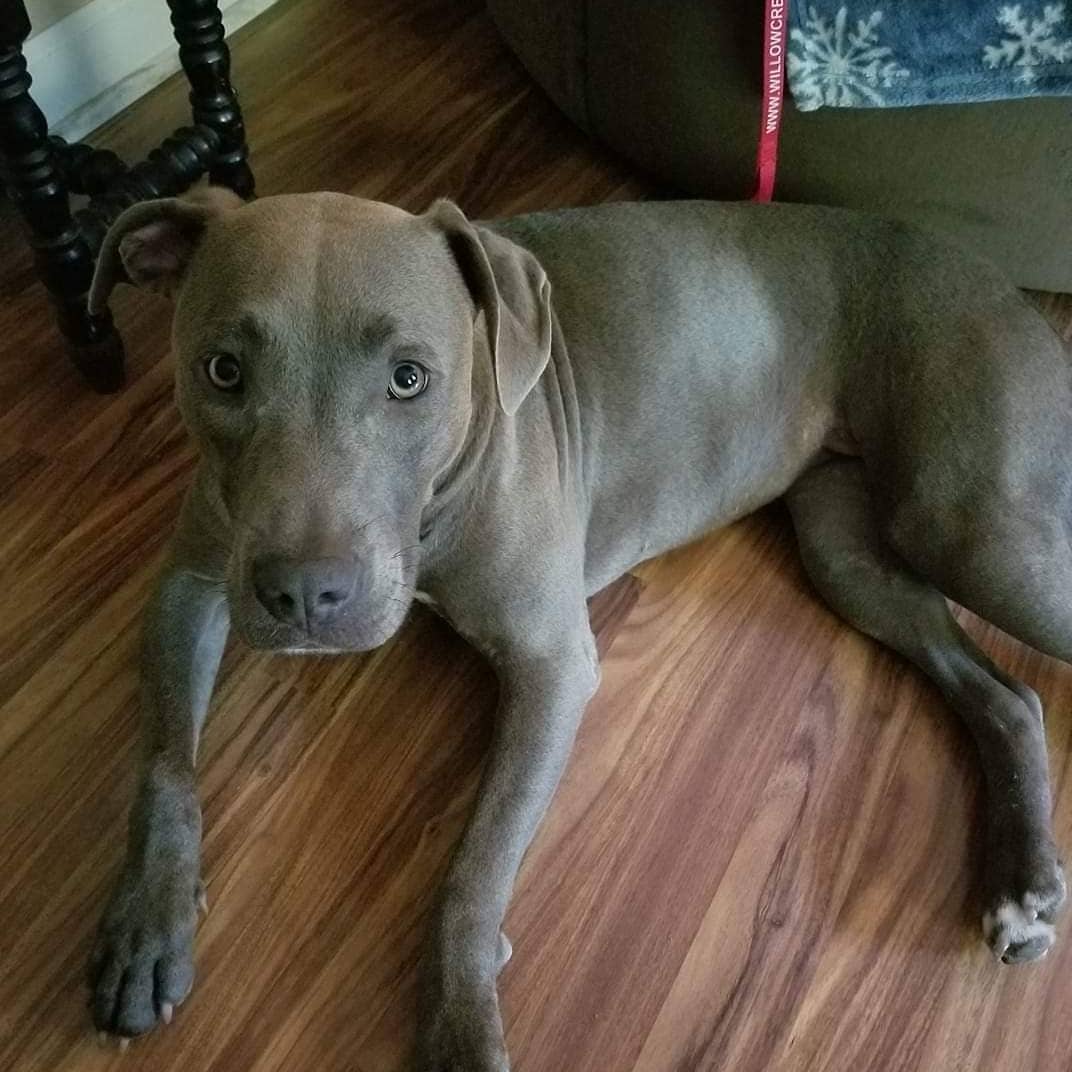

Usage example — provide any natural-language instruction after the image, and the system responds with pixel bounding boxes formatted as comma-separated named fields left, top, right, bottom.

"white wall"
left=23, top=0, right=278, bottom=142
left=28, top=0, right=93, bottom=38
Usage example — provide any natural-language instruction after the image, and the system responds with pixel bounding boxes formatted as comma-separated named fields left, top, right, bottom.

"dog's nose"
left=252, top=555, right=357, bottom=629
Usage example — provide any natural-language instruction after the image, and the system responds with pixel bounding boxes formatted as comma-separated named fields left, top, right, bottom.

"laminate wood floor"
left=2, top=1, right=1071, bottom=1069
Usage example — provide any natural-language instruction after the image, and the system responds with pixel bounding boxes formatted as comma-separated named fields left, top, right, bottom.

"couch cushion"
left=487, top=0, right=1072, bottom=292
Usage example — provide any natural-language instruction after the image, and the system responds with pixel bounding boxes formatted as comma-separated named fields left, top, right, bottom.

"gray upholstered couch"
left=487, top=0, right=1071, bottom=292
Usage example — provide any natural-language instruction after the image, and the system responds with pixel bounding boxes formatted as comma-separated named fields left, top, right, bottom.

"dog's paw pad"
left=983, top=897, right=1058, bottom=964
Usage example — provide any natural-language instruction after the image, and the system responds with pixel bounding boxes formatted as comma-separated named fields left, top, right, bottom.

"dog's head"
left=91, top=190, right=551, bottom=652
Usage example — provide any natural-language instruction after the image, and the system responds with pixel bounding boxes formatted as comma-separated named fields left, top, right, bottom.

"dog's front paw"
left=416, top=976, right=510, bottom=1072
left=89, top=864, right=205, bottom=1039
left=983, top=855, right=1066, bottom=964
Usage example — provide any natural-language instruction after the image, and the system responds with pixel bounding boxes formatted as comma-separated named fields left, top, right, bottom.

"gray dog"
left=86, top=187, right=1070, bottom=1070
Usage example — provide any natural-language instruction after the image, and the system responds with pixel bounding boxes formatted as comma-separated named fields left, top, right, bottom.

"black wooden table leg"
left=168, top=0, right=254, bottom=198
left=0, top=2, right=124, bottom=391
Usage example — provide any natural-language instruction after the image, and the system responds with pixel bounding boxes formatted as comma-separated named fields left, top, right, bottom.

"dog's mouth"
left=234, top=591, right=414, bottom=654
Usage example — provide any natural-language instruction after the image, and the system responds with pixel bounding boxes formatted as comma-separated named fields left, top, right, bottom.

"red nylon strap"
left=753, top=0, right=789, bottom=202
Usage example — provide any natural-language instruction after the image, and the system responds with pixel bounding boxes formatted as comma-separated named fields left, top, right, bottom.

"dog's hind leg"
left=880, top=493, right=1072, bottom=670
left=786, top=458, right=1066, bottom=963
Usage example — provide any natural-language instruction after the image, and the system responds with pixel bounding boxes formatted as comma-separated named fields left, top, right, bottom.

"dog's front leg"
left=417, top=638, right=599, bottom=1072
left=89, top=566, right=229, bottom=1040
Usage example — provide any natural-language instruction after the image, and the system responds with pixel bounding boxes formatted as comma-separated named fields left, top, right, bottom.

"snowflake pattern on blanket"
left=787, top=1, right=1072, bottom=109
left=788, top=7, right=910, bottom=109
left=983, top=4, right=1072, bottom=83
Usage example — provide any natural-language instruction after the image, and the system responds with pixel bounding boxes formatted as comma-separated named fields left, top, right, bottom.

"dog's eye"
left=205, top=353, right=243, bottom=392
left=388, top=361, right=428, bottom=400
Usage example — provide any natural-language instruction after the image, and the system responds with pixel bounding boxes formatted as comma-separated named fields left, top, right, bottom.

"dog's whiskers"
left=353, top=512, right=390, bottom=539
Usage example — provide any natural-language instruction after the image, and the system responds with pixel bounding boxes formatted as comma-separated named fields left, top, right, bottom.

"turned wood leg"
left=168, top=0, right=254, bottom=198
left=0, top=3, right=124, bottom=391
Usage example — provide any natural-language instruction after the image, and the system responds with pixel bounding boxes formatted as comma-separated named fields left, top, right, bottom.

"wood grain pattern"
left=2, top=1, right=1071, bottom=1070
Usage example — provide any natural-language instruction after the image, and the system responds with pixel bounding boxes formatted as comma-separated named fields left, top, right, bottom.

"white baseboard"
left=24, top=0, right=278, bottom=144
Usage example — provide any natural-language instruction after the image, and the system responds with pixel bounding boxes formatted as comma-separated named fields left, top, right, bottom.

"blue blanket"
left=787, top=2, right=1072, bottom=109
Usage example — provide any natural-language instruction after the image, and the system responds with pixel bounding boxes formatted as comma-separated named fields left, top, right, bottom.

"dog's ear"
left=88, top=186, right=245, bottom=314
left=427, top=199, right=552, bottom=416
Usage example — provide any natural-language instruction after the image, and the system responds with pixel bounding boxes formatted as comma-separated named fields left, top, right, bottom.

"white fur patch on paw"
left=983, top=899, right=1056, bottom=963
left=496, top=931, right=513, bottom=972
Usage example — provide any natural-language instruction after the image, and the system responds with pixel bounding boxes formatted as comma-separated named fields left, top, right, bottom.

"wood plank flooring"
left=2, top=1, right=1071, bottom=1069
